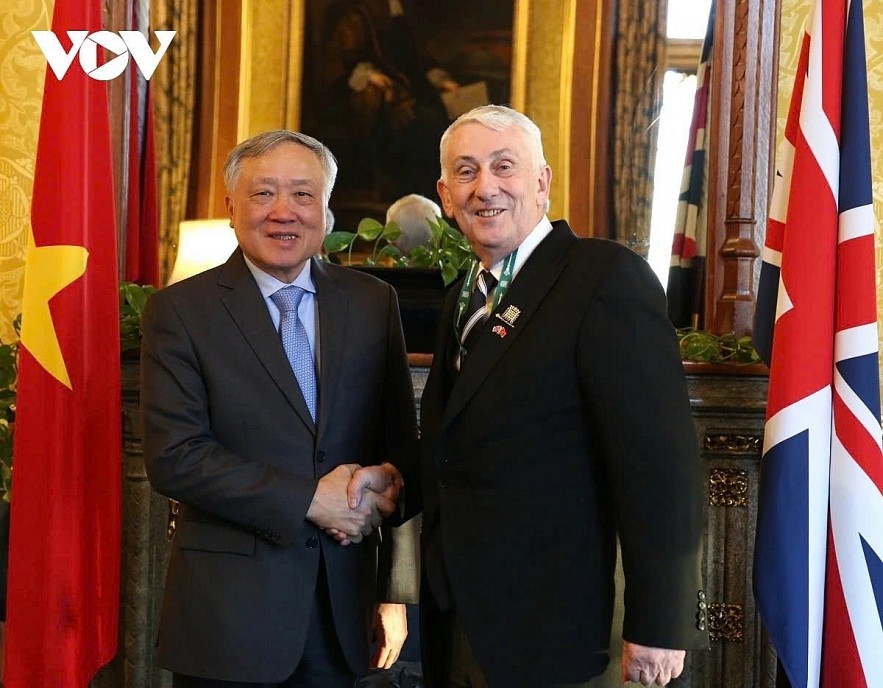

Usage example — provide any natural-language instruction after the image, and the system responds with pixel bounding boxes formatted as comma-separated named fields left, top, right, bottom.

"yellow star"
left=20, top=230, right=89, bottom=390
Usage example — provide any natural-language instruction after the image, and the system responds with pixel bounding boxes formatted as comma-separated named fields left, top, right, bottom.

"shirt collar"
left=484, top=215, right=554, bottom=281
left=243, top=254, right=316, bottom=300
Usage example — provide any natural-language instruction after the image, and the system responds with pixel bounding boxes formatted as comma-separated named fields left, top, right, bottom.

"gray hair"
left=386, top=193, right=441, bottom=253
left=439, top=104, right=547, bottom=182
left=223, top=130, right=338, bottom=203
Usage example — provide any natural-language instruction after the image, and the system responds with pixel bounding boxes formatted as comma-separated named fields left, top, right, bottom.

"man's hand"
left=306, top=464, right=394, bottom=542
left=621, top=642, right=685, bottom=686
left=325, top=463, right=404, bottom=546
left=371, top=603, right=408, bottom=669
left=347, top=463, right=403, bottom=510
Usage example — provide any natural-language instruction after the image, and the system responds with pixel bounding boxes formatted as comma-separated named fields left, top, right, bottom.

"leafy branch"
left=120, top=281, right=158, bottom=352
left=676, top=328, right=762, bottom=364
left=323, top=216, right=474, bottom=286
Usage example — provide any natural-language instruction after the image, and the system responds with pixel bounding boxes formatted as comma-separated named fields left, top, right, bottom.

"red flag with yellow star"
left=4, top=0, right=122, bottom=683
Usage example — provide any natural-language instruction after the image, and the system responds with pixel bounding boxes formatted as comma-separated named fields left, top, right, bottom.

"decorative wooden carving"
left=709, top=468, right=749, bottom=507
left=705, top=0, right=779, bottom=335
left=708, top=602, right=745, bottom=642
left=704, top=433, right=763, bottom=455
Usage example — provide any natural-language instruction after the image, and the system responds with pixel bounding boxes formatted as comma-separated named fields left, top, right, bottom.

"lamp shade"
left=167, top=219, right=238, bottom=285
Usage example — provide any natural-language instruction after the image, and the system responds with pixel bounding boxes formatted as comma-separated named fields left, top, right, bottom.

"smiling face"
left=225, top=141, right=328, bottom=283
left=437, top=121, right=551, bottom=267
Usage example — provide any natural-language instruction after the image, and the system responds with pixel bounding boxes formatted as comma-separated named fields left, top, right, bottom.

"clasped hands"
left=306, top=462, right=403, bottom=545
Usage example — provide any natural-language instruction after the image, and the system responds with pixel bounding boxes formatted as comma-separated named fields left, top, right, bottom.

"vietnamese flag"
left=4, top=0, right=122, bottom=684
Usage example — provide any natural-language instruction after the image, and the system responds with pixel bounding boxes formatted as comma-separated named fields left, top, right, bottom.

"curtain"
left=611, top=0, right=667, bottom=256
left=150, top=0, right=198, bottom=284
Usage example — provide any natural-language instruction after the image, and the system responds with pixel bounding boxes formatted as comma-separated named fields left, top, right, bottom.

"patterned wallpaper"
left=777, top=0, right=883, bottom=364
left=0, top=1, right=51, bottom=342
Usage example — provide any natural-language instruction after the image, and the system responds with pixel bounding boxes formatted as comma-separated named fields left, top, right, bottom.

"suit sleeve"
left=375, top=284, right=421, bottom=601
left=140, top=290, right=318, bottom=548
left=379, top=283, right=422, bottom=518
left=577, top=246, right=708, bottom=650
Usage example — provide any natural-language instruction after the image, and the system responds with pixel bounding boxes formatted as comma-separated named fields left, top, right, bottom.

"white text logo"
left=32, top=30, right=176, bottom=81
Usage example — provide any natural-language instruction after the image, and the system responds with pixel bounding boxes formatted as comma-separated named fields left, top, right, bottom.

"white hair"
left=386, top=194, right=441, bottom=253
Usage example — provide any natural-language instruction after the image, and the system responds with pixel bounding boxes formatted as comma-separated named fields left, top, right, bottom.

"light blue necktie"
left=270, top=286, right=317, bottom=421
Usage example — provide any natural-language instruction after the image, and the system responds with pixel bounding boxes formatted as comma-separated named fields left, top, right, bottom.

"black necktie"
left=458, top=270, right=497, bottom=367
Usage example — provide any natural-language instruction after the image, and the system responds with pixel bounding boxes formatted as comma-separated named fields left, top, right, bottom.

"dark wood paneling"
left=705, top=0, right=780, bottom=335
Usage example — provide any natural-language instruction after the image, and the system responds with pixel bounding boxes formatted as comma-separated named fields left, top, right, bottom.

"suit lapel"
left=442, top=222, right=577, bottom=430
left=312, top=260, right=348, bottom=443
left=422, top=282, right=461, bottom=439
left=219, top=250, right=316, bottom=432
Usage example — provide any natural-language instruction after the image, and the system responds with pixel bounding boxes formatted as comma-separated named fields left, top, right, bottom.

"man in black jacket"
left=415, top=105, right=709, bottom=687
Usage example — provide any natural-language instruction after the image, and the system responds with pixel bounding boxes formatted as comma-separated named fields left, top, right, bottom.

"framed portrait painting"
left=298, top=0, right=515, bottom=226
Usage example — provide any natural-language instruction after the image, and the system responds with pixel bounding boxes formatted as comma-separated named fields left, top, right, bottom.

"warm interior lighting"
left=167, top=219, right=238, bottom=285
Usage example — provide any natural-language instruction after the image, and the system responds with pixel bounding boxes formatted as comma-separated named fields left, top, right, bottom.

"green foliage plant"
left=0, top=316, right=20, bottom=501
left=676, top=328, right=762, bottom=365
left=120, top=281, right=158, bottom=352
left=323, top=216, right=474, bottom=286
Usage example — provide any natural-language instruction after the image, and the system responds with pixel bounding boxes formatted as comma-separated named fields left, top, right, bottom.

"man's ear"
left=437, top=179, right=454, bottom=218
left=224, top=196, right=234, bottom=227
left=536, top=165, right=552, bottom=207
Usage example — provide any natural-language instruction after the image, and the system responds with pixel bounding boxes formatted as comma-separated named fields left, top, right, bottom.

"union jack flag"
left=667, top=3, right=714, bottom=329
left=753, top=1, right=883, bottom=687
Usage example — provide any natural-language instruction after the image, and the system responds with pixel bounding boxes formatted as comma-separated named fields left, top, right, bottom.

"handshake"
left=306, top=462, right=404, bottom=546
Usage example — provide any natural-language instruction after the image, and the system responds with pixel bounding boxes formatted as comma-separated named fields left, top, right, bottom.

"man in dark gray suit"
left=141, top=130, right=418, bottom=687
left=415, top=105, right=708, bottom=687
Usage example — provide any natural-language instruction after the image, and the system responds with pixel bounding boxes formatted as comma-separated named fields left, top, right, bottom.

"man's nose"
left=267, top=195, right=296, bottom=220
left=474, top=169, right=499, bottom=199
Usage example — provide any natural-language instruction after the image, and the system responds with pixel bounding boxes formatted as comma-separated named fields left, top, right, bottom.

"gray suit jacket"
left=141, top=250, right=418, bottom=682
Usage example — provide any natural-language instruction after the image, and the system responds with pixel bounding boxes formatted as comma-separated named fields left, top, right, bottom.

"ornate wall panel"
left=0, top=1, right=51, bottom=340
left=238, top=0, right=297, bottom=140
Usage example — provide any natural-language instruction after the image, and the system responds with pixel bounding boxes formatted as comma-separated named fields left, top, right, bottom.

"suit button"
left=439, top=479, right=448, bottom=488
left=316, top=451, right=326, bottom=463
left=306, top=537, right=319, bottom=548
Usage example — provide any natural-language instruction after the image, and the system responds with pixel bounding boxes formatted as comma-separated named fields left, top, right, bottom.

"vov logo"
left=32, top=30, right=176, bottom=81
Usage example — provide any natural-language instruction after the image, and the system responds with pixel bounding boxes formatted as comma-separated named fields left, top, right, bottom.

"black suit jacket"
left=418, top=222, right=708, bottom=687
left=141, top=250, right=418, bottom=682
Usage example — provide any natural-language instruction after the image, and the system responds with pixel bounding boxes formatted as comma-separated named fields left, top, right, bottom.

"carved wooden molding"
left=708, top=602, right=744, bottom=642
left=709, top=468, right=749, bottom=507
left=704, top=433, right=763, bottom=455
left=705, top=0, right=778, bottom=335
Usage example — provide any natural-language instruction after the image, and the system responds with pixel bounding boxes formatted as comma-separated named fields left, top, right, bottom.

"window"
left=646, top=0, right=714, bottom=287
